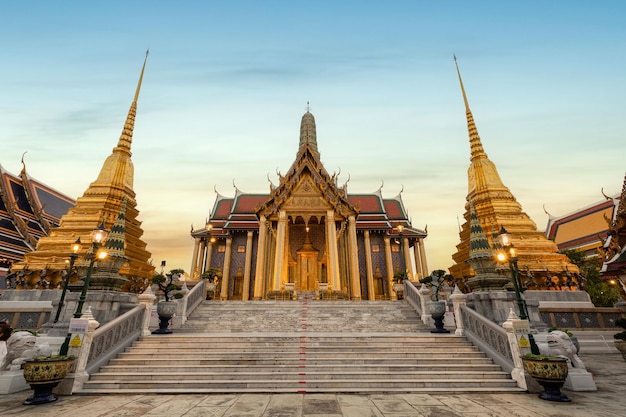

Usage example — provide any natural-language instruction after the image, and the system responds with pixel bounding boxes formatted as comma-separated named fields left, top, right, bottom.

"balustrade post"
left=417, top=285, right=431, bottom=325
left=178, top=281, right=190, bottom=326
left=501, top=308, right=530, bottom=390
left=449, top=285, right=466, bottom=336
left=139, top=285, right=156, bottom=336
left=56, top=306, right=100, bottom=395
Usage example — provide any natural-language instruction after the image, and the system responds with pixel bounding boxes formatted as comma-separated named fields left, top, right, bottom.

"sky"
left=1, top=1, right=625, bottom=274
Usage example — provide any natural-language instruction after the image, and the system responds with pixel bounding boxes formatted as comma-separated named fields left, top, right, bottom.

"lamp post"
left=59, top=221, right=108, bottom=355
left=496, top=227, right=528, bottom=320
left=53, top=238, right=82, bottom=323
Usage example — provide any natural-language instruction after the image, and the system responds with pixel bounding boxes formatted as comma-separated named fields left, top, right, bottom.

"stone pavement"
left=0, top=353, right=623, bottom=417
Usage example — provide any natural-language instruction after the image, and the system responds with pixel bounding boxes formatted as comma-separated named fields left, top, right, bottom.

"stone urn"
left=153, top=301, right=177, bottom=334
left=427, top=300, right=450, bottom=334
left=521, top=355, right=570, bottom=402
left=22, top=356, right=75, bottom=405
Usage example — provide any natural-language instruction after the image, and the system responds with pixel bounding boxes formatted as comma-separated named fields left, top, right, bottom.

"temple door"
left=298, top=251, right=318, bottom=291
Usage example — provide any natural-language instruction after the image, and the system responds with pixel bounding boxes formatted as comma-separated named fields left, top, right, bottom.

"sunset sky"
left=1, top=2, right=625, bottom=273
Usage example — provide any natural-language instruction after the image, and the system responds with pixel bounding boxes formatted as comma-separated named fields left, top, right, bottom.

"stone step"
left=79, top=300, right=520, bottom=394
left=81, top=378, right=520, bottom=391
left=89, top=371, right=511, bottom=381
left=98, top=364, right=505, bottom=373
left=107, top=357, right=496, bottom=366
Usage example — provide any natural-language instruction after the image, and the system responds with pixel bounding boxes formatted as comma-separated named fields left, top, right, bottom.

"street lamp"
left=59, top=221, right=108, bottom=355
left=53, top=238, right=82, bottom=323
left=496, top=227, right=528, bottom=320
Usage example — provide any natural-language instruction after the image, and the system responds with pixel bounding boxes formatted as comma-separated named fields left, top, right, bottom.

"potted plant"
left=614, top=317, right=626, bottom=361
left=521, top=353, right=570, bottom=402
left=393, top=270, right=408, bottom=299
left=151, top=269, right=185, bottom=334
left=201, top=267, right=221, bottom=299
left=419, top=269, right=455, bottom=333
left=22, top=354, right=75, bottom=405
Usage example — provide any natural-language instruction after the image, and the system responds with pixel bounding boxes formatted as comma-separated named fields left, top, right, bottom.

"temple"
left=449, top=58, right=579, bottom=288
left=190, top=109, right=428, bottom=300
left=0, top=159, right=75, bottom=281
left=600, top=173, right=626, bottom=291
left=8, top=53, right=154, bottom=291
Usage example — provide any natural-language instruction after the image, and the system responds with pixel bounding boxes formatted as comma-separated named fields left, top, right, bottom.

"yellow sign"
left=69, top=334, right=83, bottom=347
left=518, top=335, right=530, bottom=348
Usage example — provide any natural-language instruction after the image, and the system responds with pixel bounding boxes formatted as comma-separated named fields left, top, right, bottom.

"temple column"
left=403, top=237, right=413, bottom=280
left=272, top=211, right=288, bottom=291
left=384, top=236, right=395, bottom=300
left=418, top=237, right=429, bottom=276
left=326, top=211, right=341, bottom=292
left=189, top=237, right=200, bottom=278
left=364, top=230, right=375, bottom=300
left=204, top=239, right=214, bottom=272
left=348, top=216, right=361, bottom=300
left=413, top=243, right=423, bottom=279
left=242, top=231, right=254, bottom=301
left=220, top=237, right=233, bottom=300
left=253, top=216, right=268, bottom=300
left=195, top=239, right=206, bottom=279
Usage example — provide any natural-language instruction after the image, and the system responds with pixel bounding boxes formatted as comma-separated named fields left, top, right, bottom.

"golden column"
left=272, top=210, right=288, bottom=292
left=242, top=230, right=254, bottom=301
left=190, top=237, right=200, bottom=279
left=413, top=242, right=423, bottom=280
left=383, top=237, right=395, bottom=300
left=402, top=237, right=413, bottom=279
left=418, top=237, right=428, bottom=276
left=253, top=215, right=268, bottom=299
left=326, top=210, right=341, bottom=292
left=364, top=230, right=375, bottom=300
left=348, top=215, right=361, bottom=299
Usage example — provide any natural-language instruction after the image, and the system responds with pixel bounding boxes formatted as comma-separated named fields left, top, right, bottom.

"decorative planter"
left=521, top=356, right=570, bottom=402
left=153, top=301, right=177, bottom=334
left=615, top=340, right=626, bottom=361
left=427, top=301, right=449, bottom=334
left=393, top=283, right=404, bottom=300
left=22, top=357, right=75, bottom=405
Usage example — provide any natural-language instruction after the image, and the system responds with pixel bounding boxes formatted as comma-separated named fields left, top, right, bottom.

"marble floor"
left=0, top=353, right=623, bottom=417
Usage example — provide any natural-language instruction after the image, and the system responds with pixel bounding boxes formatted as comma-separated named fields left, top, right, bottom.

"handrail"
left=86, top=304, right=144, bottom=374
left=185, top=279, right=206, bottom=317
left=404, top=280, right=422, bottom=316
left=459, top=304, right=513, bottom=372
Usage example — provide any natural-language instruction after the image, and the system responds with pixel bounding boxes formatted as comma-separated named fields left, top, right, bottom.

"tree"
left=561, top=249, right=620, bottom=307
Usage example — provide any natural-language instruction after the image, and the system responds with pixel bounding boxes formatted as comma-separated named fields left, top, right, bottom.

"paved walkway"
left=0, top=353, right=623, bottom=417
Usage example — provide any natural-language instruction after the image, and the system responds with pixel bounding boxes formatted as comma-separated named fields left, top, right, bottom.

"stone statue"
left=541, top=330, right=586, bottom=370
left=0, top=331, right=52, bottom=371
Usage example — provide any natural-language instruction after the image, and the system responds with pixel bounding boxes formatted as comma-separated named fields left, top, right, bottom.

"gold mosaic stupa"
left=10, top=53, right=154, bottom=289
left=449, top=57, right=579, bottom=289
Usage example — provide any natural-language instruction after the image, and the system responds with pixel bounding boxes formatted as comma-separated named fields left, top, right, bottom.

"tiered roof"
left=0, top=162, right=74, bottom=268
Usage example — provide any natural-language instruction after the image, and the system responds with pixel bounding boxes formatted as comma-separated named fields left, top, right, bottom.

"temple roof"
left=0, top=163, right=74, bottom=268
left=601, top=173, right=626, bottom=277
left=194, top=108, right=426, bottom=240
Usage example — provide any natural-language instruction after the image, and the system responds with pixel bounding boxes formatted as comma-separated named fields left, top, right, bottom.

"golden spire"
left=298, top=102, right=318, bottom=155
left=454, top=55, right=488, bottom=162
left=113, top=49, right=148, bottom=157
left=454, top=55, right=507, bottom=196
left=11, top=52, right=154, bottom=286
left=449, top=57, right=577, bottom=282
left=93, top=51, right=149, bottom=192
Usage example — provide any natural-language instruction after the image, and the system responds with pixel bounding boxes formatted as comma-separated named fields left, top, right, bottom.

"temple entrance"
left=298, top=252, right=318, bottom=291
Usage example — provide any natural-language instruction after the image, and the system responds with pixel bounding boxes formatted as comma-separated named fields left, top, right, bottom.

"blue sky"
left=1, top=2, right=625, bottom=273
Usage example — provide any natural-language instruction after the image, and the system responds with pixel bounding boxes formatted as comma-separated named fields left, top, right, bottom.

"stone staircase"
left=79, top=297, right=523, bottom=393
